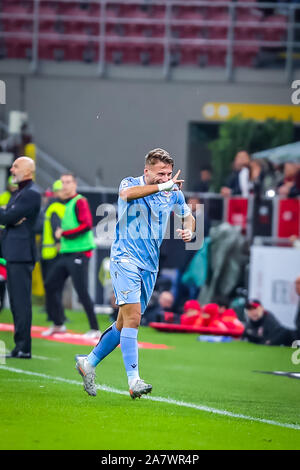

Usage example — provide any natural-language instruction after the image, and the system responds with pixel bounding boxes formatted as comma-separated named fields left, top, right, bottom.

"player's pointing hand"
left=172, top=170, right=184, bottom=190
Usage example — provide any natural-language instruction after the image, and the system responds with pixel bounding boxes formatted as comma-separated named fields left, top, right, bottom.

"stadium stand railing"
left=0, top=0, right=297, bottom=80
left=0, top=119, right=92, bottom=188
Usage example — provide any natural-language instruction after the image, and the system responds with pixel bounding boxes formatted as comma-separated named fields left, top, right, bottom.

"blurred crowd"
left=193, top=150, right=300, bottom=199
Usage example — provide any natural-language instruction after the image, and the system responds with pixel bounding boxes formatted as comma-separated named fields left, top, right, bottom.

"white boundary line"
left=0, top=365, right=300, bottom=431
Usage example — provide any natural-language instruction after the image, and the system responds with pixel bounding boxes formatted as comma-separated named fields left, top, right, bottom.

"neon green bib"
left=60, top=195, right=95, bottom=254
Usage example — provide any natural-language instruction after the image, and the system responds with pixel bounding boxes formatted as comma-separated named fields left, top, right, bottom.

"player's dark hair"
left=145, top=148, right=174, bottom=167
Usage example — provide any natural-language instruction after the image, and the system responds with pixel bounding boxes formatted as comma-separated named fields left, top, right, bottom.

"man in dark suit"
left=0, top=157, right=41, bottom=358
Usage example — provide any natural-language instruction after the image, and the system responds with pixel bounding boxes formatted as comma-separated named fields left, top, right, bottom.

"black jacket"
left=0, top=180, right=41, bottom=263
left=242, top=310, right=295, bottom=346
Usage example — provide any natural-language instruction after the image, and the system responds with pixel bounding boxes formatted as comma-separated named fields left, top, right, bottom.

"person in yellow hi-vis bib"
left=0, top=176, right=18, bottom=208
left=41, top=179, right=66, bottom=321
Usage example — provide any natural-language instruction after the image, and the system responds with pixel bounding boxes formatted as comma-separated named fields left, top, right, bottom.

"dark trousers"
left=0, top=280, right=6, bottom=312
left=41, top=257, right=60, bottom=321
left=45, top=253, right=99, bottom=330
left=6, top=262, right=34, bottom=354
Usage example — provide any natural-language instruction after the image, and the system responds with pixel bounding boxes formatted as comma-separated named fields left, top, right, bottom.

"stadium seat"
left=234, top=45, right=259, bottom=67
left=68, top=40, right=99, bottom=63
left=105, top=3, right=122, bottom=18
left=105, top=40, right=135, bottom=65
left=58, top=1, right=99, bottom=16
left=235, top=9, right=263, bottom=41
left=2, top=12, right=33, bottom=33
left=208, top=12, right=230, bottom=40
left=39, top=33, right=70, bottom=61
left=261, top=14, right=287, bottom=43
left=2, top=0, right=33, bottom=14
left=171, top=11, right=207, bottom=39
left=3, top=34, right=33, bottom=59
left=129, top=24, right=165, bottom=39
left=106, top=38, right=164, bottom=66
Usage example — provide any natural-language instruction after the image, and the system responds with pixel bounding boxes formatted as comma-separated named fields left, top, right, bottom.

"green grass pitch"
left=0, top=306, right=300, bottom=450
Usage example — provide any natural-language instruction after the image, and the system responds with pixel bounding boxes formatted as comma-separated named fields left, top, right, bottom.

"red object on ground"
left=170, top=302, right=245, bottom=337
left=219, top=308, right=245, bottom=336
left=0, top=323, right=172, bottom=349
left=149, top=322, right=243, bottom=337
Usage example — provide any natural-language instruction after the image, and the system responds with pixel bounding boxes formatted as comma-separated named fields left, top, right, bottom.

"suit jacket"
left=0, top=180, right=41, bottom=263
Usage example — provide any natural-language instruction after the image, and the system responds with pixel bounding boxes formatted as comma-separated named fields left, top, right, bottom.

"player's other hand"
left=176, top=228, right=194, bottom=242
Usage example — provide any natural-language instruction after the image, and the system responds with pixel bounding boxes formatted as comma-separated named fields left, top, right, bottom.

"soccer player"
left=76, top=148, right=195, bottom=398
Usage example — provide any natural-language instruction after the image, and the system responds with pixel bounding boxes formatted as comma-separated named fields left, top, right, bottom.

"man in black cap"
left=243, top=299, right=297, bottom=346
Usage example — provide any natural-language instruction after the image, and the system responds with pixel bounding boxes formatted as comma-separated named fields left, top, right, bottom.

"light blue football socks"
left=87, top=322, right=121, bottom=367
left=120, top=327, right=140, bottom=385
left=87, top=324, right=140, bottom=386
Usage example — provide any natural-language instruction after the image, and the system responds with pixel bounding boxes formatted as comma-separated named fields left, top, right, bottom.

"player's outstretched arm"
left=120, top=170, right=184, bottom=202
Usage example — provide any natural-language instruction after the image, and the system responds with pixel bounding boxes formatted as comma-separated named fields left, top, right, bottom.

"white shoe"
left=41, top=325, right=67, bottom=337
left=75, top=355, right=97, bottom=396
left=83, top=330, right=102, bottom=339
left=129, top=378, right=152, bottom=400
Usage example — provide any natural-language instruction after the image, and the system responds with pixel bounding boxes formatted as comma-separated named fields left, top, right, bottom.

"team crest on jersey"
left=121, top=180, right=129, bottom=188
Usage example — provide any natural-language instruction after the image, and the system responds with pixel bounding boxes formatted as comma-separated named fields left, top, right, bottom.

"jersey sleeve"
left=173, top=191, right=191, bottom=218
left=118, top=177, right=140, bottom=193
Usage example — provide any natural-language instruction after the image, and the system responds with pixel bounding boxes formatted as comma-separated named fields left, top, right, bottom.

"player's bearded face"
left=144, top=162, right=173, bottom=185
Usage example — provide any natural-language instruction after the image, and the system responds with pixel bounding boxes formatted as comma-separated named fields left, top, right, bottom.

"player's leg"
left=120, top=268, right=157, bottom=398
left=75, top=260, right=129, bottom=396
left=119, top=302, right=141, bottom=385
left=119, top=301, right=153, bottom=399
left=83, top=259, right=130, bottom=368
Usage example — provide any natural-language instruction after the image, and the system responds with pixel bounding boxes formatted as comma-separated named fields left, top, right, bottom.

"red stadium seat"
left=2, top=0, right=33, bottom=14
left=261, top=14, right=287, bottom=42
left=208, top=12, right=230, bottom=40
left=235, top=11, right=263, bottom=41
left=234, top=45, right=259, bottom=67
left=2, top=13, right=33, bottom=33
left=39, top=33, right=70, bottom=61
left=106, top=37, right=164, bottom=65
left=171, top=11, right=206, bottom=40
left=127, top=20, right=165, bottom=39
left=105, top=39, right=134, bottom=64
left=3, top=35, right=33, bottom=59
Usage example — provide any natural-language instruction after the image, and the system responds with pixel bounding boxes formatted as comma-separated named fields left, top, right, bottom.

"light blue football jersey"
left=110, top=175, right=191, bottom=272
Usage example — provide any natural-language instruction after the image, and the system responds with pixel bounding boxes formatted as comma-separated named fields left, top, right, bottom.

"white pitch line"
left=0, top=365, right=299, bottom=431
